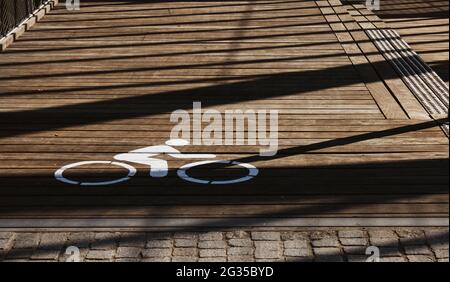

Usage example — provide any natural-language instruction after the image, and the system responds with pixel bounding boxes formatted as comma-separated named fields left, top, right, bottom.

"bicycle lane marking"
left=54, top=161, right=137, bottom=186
left=177, top=160, right=259, bottom=185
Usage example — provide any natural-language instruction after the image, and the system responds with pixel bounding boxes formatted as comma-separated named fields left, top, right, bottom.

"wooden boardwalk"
left=373, top=0, right=449, bottom=82
left=0, top=0, right=448, bottom=228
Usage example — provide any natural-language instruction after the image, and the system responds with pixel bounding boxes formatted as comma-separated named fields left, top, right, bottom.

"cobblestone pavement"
left=0, top=228, right=448, bottom=262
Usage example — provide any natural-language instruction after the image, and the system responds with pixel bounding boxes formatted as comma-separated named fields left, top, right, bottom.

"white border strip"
left=0, top=217, right=447, bottom=229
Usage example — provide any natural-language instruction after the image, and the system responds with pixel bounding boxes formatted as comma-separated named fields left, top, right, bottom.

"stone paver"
left=173, top=247, right=197, bottom=257
left=31, top=248, right=61, bottom=260
left=142, top=257, right=171, bottom=262
left=434, top=249, right=449, bottom=259
left=116, top=247, right=142, bottom=258
left=286, top=256, right=313, bottom=262
left=380, top=257, right=407, bottom=262
left=343, top=246, right=367, bottom=255
left=142, top=248, right=172, bottom=258
left=0, top=228, right=446, bottom=262
left=172, top=256, right=198, bottom=262
left=198, top=240, right=226, bottom=249
left=427, top=235, right=449, bottom=250
left=256, top=258, right=285, bottom=262
left=254, top=241, right=281, bottom=259
left=226, top=231, right=249, bottom=239
left=347, top=255, right=369, bottom=262
left=0, top=238, right=13, bottom=250
left=338, top=230, right=367, bottom=238
left=146, top=240, right=172, bottom=249
left=146, top=233, right=172, bottom=240
left=199, top=257, right=227, bottom=262
left=368, top=230, right=397, bottom=238
left=116, top=258, right=140, bottom=262
left=400, top=237, right=427, bottom=246
left=340, top=238, right=368, bottom=246
left=407, top=255, right=435, bottom=262
left=199, top=232, right=223, bottom=241
left=251, top=232, right=281, bottom=241
left=13, top=233, right=40, bottom=249
left=31, top=233, right=68, bottom=261
left=86, top=250, right=115, bottom=260
left=312, top=237, right=340, bottom=248
left=228, top=255, right=255, bottom=262
left=174, top=239, right=197, bottom=248
left=91, top=233, right=116, bottom=250
left=173, top=233, right=197, bottom=240
left=284, top=240, right=309, bottom=249
left=228, top=247, right=253, bottom=256
left=39, top=233, right=68, bottom=247
left=67, top=232, right=94, bottom=248
left=6, top=248, right=34, bottom=260
left=228, top=238, right=253, bottom=247
left=199, top=249, right=226, bottom=258
left=284, top=248, right=312, bottom=257
left=118, top=233, right=146, bottom=248
left=396, top=229, right=425, bottom=238
left=379, top=247, right=403, bottom=257
left=314, top=248, right=344, bottom=262
left=370, top=237, right=399, bottom=246
left=281, top=232, right=308, bottom=241
left=403, top=245, right=433, bottom=256
left=0, top=232, right=13, bottom=239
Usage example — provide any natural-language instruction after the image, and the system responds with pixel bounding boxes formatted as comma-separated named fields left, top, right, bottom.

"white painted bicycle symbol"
left=55, top=139, right=259, bottom=186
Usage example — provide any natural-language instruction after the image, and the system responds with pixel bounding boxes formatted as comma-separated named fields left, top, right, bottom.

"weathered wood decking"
left=373, top=0, right=449, bottom=82
left=0, top=0, right=448, bottom=229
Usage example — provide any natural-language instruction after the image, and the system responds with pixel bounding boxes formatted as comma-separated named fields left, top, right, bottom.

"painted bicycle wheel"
left=177, top=160, right=259, bottom=185
left=55, top=161, right=137, bottom=186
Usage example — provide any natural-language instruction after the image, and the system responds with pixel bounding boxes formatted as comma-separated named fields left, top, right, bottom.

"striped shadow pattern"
left=366, top=29, right=449, bottom=135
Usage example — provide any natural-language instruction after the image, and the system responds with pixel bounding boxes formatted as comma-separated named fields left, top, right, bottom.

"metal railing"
left=0, top=0, right=48, bottom=37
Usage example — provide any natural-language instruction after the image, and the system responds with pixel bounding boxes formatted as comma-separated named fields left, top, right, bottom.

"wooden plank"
left=2, top=137, right=447, bottom=146
left=0, top=194, right=447, bottom=206
left=317, top=0, right=408, bottom=119
left=345, top=3, right=435, bottom=120
left=0, top=0, right=447, bottom=225
left=0, top=184, right=447, bottom=196
left=0, top=204, right=446, bottom=217
left=371, top=0, right=449, bottom=82
left=0, top=144, right=446, bottom=154
left=0, top=122, right=439, bottom=131
left=0, top=152, right=447, bottom=168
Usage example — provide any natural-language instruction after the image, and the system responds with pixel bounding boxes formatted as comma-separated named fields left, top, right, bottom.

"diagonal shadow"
left=0, top=0, right=447, bottom=240
left=227, top=118, right=449, bottom=165
left=1, top=62, right=376, bottom=139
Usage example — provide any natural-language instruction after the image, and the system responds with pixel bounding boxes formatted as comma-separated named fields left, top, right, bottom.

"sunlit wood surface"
left=0, top=0, right=447, bottom=226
